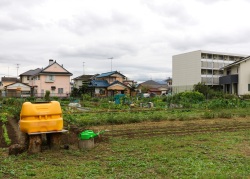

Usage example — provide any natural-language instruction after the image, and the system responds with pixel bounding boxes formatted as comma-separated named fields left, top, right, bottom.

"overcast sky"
left=1, top=0, right=250, bottom=83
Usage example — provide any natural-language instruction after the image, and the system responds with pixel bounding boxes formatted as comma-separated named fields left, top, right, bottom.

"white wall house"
left=219, top=56, right=250, bottom=95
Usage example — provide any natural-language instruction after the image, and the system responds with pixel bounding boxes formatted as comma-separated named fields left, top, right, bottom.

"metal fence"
left=1, top=92, right=70, bottom=98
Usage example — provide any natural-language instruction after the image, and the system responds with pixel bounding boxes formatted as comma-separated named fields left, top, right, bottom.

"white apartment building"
left=172, top=50, right=246, bottom=94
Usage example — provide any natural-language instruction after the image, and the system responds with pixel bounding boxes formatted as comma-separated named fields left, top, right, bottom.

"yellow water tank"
left=19, top=101, right=63, bottom=133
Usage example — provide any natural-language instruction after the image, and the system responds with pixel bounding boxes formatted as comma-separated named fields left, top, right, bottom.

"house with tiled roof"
left=88, top=71, right=133, bottom=97
left=137, top=80, right=170, bottom=95
left=4, top=82, right=31, bottom=97
left=20, top=59, right=72, bottom=97
left=0, top=77, right=20, bottom=97
left=0, top=77, right=19, bottom=89
left=72, top=74, right=99, bottom=89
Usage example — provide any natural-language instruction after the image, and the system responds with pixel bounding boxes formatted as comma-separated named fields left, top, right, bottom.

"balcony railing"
left=219, top=74, right=238, bottom=85
left=201, top=77, right=220, bottom=85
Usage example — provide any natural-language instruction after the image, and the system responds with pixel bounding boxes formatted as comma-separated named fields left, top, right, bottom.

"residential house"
left=137, top=80, right=169, bottom=95
left=165, top=77, right=172, bottom=86
left=20, top=68, right=42, bottom=84
left=219, top=56, right=250, bottom=95
left=0, top=77, right=20, bottom=97
left=0, top=77, right=19, bottom=89
left=19, top=59, right=72, bottom=97
left=4, top=82, right=31, bottom=97
left=72, top=74, right=98, bottom=89
left=172, top=50, right=247, bottom=94
left=88, top=71, right=132, bottom=97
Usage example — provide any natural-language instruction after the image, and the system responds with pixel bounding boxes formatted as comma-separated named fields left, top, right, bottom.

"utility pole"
left=108, top=57, right=113, bottom=71
left=16, top=64, right=20, bottom=77
left=83, top=62, right=85, bottom=75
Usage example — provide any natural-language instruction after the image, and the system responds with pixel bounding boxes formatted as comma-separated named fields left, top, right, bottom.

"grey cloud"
left=59, top=10, right=141, bottom=35
left=0, top=0, right=47, bottom=8
left=144, top=1, right=197, bottom=26
left=0, top=2, right=43, bottom=31
left=57, top=42, right=138, bottom=59
left=0, top=0, right=11, bottom=8
left=0, top=16, right=41, bottom=31
left=197, top=0, right=228, bottom=4
left=168, top=28, right=250, bottom=51
left=0, top=53, right=37, bottom=65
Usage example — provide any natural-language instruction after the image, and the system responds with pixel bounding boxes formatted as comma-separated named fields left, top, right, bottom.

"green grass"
left=1, top=130, right=250, bottom=178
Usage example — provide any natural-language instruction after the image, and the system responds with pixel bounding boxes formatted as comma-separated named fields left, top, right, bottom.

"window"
left=201, top=69, right=206, bottom=75
left=38, top=75, right=40, bottom=80
left=201, top=53, right=206, bottom=58
left=46, top=75, right=55, bottom=82
left=27, top=76, right=30, bottom=80
left=213, top=70, right=219, bottom=75
left=58, top=88, right=63, bottom=94
left=99, top=88, right=105, bottom=95
left=229, top=56, right=234, bottom=61
left=248, top=84, right=250, bottom=91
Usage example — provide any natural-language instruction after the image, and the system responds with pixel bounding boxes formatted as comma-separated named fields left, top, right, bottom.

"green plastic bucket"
left=79, top=130, right=98, bottom=140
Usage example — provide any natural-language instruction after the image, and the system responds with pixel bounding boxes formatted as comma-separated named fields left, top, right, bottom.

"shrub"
left=45, top=90, right=50, bottom=101
left=25, top=96, right=36, bottom=102
left=202, top=111, right=215, bottom=119
left=193, top=82, right=210, bottom=97
left=240, top=94, right=250, bottom=100
left=223, top=94, right=238, bottom=100
left=82, top=94, right=91, bottom=101
left=164, top=91, right=205, bottom=108
left=204, top=98, right=246, bottom=109
left=217, top=112, right=232, bottom=119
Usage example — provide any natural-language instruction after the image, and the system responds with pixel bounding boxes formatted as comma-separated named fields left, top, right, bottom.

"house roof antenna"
left=108, top=57, right=113, bottom=71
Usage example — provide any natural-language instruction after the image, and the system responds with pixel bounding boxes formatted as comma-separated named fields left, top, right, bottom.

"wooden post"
left=47, top=133, right=62, bottom=150
left=28, top=134, right=42, bottom=154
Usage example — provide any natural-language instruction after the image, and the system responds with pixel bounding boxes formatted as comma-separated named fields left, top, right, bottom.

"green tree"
left=193, top=82, right=210, bottom=97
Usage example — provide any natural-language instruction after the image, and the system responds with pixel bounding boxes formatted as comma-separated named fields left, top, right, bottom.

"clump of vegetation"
left=241, top=94, right=250, bottom=100
left=193, top=82, right=224, bottom=99
left=2, top=124, right=11, bottom=145
left=0, top=113, right=11, bottom=145
left=204, top=98, right=248, bottom=109
left=45, top=90, right=50, bottom=101
left=163, top=91, right=205, bottom=108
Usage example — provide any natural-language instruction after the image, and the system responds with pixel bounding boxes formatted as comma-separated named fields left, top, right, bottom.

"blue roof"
left=89, top=80, right=109, bottom=87
left=96, top=71, right=125, bottom=78
left=96, top=71, right=116, bottom=78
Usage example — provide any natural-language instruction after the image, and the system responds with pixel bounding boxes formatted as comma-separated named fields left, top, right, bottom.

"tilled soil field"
left=1, top=117, right=250, bottom=148
left=84, top=117, right=250, bottom=139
